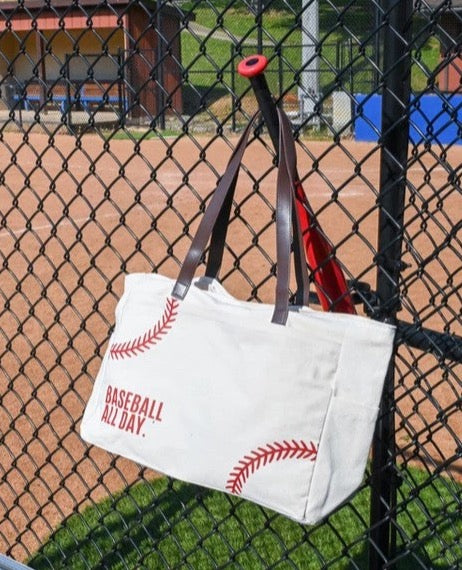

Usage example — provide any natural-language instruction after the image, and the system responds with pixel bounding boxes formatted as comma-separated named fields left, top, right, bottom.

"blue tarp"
left=355, top=93, right=462, bottom=145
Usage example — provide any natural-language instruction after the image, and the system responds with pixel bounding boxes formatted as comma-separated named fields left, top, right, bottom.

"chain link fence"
left=0, top=0, right=461, bottom=568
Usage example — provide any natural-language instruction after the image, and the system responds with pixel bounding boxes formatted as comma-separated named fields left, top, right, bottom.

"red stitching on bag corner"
left=225, top=439, right=318, bottom=496
left=109, top=297, right=179, bottom=360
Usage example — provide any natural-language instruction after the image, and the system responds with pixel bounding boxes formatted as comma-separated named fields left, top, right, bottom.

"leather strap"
left=271, top=114, right=292, bottom=324
left=205, top=109, right=309, bottom=305
left=172, top=115, right=258, bottom=300
left=204, top=169, right=238, bottom=279
left=278, top=107, right=310, bottom=308
left=271, top=107, right=310, bottom=324
left=172, top=108, right=310, bottom=326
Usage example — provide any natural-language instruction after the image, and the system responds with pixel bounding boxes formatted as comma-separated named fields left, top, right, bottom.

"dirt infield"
left=0, top=129, right=461, bottom=560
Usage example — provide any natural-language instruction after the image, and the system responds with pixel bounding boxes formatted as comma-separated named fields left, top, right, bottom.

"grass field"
left=28, top=467, right=461, bottom=569
left=181, top=1, right=440, bottom=95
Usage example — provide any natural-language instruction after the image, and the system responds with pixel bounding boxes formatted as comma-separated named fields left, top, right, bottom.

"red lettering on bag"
left=124, top=391, right=133, bottom=411
left=101, top=404, right=109, bottom=422
left=148, top=400, right=158, bottom=419
left=100, top=385, right=164, bottom=438
left=117, top=389, right=125, bottom=408
left=131, top=394, right=141, bottom=413
left=136, top=415, right=146, bottom=434
left=101, top=403, right=119, bottom=427
left=119, top=410, right=128, bottom=430
left=109, top=387, right=119, bottom=407
left=139, top=397, right=149, bottom=416
left=109, top=406, right=118, bottom=426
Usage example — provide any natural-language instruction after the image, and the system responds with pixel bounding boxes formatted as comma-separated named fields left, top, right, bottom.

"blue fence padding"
left=355, top=93, right=462, bottom=145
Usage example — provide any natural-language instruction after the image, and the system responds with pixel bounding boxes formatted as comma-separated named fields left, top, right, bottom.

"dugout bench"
left=13, top=80, right=127, bottom=113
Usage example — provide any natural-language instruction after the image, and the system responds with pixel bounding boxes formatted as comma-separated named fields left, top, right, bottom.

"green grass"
left=105, top=129, right=182, bottom=140
left=412, top=36, right=442, bottom=92
left=181, top=3, right=441, bottom=96
left=28, top=467, right=461, bottom=569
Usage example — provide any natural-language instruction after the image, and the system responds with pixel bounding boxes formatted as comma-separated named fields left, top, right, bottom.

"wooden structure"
left=437, top=8, right=462, bottom=93
left=425, top=0, right=462, bottom=92
left=0, top=0, right=184, bottom=118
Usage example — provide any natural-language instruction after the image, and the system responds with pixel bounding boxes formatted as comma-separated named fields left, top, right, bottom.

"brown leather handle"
left=204, top=108, right=310, bottom=313
left=205, top=109, right=307, bottom=292
left=172, top=115, right=258, bottom=300
left=172, top=108, right=310, bottom=325
left=279, top=107, right=310, bottom=308
left=271, top=107, right=310, bottom=324
left=204, top=167, right=238, bottom=279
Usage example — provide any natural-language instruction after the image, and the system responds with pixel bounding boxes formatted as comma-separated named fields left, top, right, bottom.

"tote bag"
left=81, top=108, right=395, bottom=524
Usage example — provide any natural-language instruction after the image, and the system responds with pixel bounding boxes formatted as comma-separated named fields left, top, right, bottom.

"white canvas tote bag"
left=81, top=109, right=396, bottom=524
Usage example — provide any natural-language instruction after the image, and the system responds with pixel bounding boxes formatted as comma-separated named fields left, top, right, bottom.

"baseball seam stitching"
left=226, top=439, right=318, bottom=495
left=109, top=297, right=179, bottom=360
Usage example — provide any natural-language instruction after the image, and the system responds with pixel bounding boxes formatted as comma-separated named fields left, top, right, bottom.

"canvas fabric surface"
left=81, top=273, right=395, bottom=523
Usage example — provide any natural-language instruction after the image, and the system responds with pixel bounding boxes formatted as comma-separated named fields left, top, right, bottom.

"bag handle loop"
left=204, top=112, right=307, bottom=297
left=172, top=109, right=309, bottom=325
left=273, top=107, right=310, bottom=322
left=172, top=115, right=257, bottom=300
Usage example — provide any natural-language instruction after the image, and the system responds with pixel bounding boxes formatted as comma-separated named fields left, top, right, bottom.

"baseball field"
left=0, top=126, right=460, bottom=560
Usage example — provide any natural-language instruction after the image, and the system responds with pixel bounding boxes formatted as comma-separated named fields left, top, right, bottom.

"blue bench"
left=14, top=84, right=126, bottom=113
left=14, top=93, right=67, bottom=111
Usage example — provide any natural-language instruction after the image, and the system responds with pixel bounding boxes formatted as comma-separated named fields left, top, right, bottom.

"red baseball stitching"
left=109, top=297, right=179, bottom=360
left=226, top=439, right=318, bottom=495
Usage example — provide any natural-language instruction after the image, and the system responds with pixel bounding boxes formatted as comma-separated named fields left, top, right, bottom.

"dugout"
left=0, top=0, right=184, bottom=119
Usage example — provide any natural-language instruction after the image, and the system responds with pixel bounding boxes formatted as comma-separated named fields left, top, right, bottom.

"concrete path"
left=185, top=22, right=272, bottom=46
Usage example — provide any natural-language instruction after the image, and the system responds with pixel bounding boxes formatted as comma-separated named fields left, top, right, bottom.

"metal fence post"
left=156, top=3, right=166, bottom=130
left=256, top=0, right=263, bottom=54
left=231, top=44, right=236, bottom=132
left=117, top=49, right=125, bottom=120
left=369, top=0, right=413, bottom=568
left=64, top=54, right=72, bottom=131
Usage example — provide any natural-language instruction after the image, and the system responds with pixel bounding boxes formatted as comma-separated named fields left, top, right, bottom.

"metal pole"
left=374, top=3, right=382, bottom=90
left=35, top=32, right=47, bottom=110
left=278, top=51, right=283, bottom=99
left=369, top=1, right=412, bottom=568
left=257, top=0, right=263, bottom=54
left=349, top=37, right=354, bottom=96
left=117, top=49, right=124, bottom=120
left=156, top=2, right=166, bottom=130
left=231, top=44, right=236, bottom=132
left=65, top=55, right=72, bottom=130
left=299, top=0, right=320, bottom=124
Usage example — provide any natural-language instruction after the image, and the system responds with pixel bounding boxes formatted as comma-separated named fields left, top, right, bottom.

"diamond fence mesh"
left=0, top=0, right=460, bottom=569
